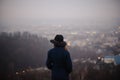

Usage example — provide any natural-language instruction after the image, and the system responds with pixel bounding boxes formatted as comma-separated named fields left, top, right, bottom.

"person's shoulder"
left=48, top=48, right=55, bottom=53
left=64, top=49, right=70, bottom=55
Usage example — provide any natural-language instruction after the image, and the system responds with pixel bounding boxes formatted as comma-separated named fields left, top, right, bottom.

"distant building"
left=114, top=55, right=120, bottom=65
left=104, top=55, right=120, bottom=65
left=104, top=56, right=114, bottom=64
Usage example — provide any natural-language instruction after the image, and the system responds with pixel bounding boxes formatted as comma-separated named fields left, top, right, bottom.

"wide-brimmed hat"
left=50, top=34, right=67, bottom=47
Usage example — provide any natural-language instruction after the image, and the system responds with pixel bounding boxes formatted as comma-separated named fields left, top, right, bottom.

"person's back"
left=46, top=34, right=72, bottom=80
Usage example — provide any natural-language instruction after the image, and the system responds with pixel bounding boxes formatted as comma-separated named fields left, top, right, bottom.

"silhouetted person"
left=46, top=34, right=72, bottom=80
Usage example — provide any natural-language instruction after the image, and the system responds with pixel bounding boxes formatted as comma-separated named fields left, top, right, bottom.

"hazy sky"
left=0, top=0, right=120, bottom=31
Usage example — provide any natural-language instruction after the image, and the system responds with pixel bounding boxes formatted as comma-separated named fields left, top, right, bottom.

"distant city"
left=0, top=22, right=120, bottom=47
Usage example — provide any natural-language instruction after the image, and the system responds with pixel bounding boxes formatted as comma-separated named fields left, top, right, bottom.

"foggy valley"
left=0, top=0, right=120, bottom=80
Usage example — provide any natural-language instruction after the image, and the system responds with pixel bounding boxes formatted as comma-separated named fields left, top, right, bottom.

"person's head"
left=50, top=34, right=67, bottom=47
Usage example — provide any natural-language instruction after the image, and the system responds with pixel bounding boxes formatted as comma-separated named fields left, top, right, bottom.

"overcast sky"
left=0, top=0, right=120, bottom=32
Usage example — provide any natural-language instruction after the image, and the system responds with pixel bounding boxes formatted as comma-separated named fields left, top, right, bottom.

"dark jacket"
left=46, top=47, right=72, bottom=80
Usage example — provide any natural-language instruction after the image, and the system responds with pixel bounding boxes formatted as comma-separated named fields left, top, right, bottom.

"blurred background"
left=0, top=0, right=120, bottom=80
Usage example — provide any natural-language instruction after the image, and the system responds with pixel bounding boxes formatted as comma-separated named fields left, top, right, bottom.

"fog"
left=0, top=0, right=120, bottom=32
left=1, top=1, right=120, bottom=80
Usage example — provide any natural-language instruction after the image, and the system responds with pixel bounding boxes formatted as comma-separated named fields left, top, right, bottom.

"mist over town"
left=0, top=0, right=120, bottom=80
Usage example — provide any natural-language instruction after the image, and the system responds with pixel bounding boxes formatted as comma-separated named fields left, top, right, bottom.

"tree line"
left=0, top=32, right=51, bottom=79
